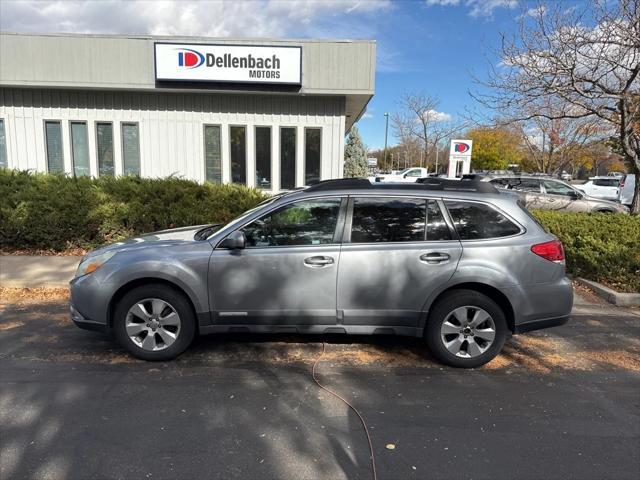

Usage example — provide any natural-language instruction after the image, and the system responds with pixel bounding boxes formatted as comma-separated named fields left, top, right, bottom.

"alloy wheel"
left=125, top=298, right=181, bottom=351
left=440, top=306, right=496, bottom=358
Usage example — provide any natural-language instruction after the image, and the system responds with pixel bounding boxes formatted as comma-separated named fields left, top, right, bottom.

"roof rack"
left=305, top=177, right=499, bottom=194
left=415, top=177, right=498, bottom=193
left=305, top=178, right=372, bottom=191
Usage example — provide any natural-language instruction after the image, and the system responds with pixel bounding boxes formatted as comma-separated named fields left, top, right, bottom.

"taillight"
left=531, top=240, right=565, bottom=264
left=620, top=177, right=625, bottom=188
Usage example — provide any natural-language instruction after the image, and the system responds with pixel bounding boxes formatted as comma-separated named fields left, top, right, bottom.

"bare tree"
left=392, top=91, right=467, bottom=171
left=516, top=103, right=604, bottom=174
left=473, top=0, right=640, bottom=211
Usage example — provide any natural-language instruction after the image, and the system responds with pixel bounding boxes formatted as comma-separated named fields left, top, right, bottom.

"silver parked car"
left=70, top=178, right=573, bottom=368
left=485, top=175, right=629, bottom=213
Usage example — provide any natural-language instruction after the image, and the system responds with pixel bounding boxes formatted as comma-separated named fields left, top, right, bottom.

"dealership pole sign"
left=154, top=43, right=302, bottom=85
left=447, top=139, right=473, bottom=178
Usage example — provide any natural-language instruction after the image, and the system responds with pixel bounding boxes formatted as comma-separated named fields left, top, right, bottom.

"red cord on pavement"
left=312, top=342, right=378, bottom=480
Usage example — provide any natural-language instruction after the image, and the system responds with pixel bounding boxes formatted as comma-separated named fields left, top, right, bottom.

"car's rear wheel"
left=425, top=290, right=508, bottom=368
left=113, top=284, right=196, bottom=361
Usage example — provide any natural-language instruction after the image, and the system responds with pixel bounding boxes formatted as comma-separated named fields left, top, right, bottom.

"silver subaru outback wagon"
left=70, top=178, right=573, bottom=368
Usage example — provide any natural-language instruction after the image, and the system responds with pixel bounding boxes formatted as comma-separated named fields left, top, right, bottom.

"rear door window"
left=351, top=197, right=426, bottom=243
left=445, top=201, right=521, bottom=240
left=349, top=198, right=452, bottom=243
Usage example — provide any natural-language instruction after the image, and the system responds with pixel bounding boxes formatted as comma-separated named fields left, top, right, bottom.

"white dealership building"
left=0, top=33, right=375, bottom=191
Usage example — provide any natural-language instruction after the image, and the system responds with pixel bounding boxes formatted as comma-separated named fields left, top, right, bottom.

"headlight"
left=75, top=251, right=117, bottom=278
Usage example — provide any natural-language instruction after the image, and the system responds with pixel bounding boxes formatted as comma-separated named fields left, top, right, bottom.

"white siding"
left=0, top=88, right=346, bottom=192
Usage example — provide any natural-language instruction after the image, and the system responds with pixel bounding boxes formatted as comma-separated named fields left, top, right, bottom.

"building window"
left=121, top=123, right=140, bottom=176
left=230, top=126, right=246, bottom=184
left=96, top=122, right=114, bottom=176
left=255, top=126, right=271, bottom=189
left=204, top=125, right=222, bottom=184
left=280, top=127, right=296, bottom=189
left=304, top=128, right=321, bottom=185
left=70, top=121, right=90, bottom=177
left=0, top=119, right=7, bottom=169
left=44, top=120, right=64, bottom=174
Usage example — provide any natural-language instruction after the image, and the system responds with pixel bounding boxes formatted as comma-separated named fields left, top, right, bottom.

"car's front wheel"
left=113, top=284, right=196, bottom=361
left=425, top=290, right=508, bottom=368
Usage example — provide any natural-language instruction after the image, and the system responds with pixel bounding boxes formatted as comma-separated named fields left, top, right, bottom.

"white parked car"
left=373, top=167, right=429, bottom=183
left=575, top=176, right=620, bottom=201
left=618, top=174, right=636, bottom=207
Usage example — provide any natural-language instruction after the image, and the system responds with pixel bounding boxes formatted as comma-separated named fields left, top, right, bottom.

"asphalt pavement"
left=1, top=288, right=639, bottom=480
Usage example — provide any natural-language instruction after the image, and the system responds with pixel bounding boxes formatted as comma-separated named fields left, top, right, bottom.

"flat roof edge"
left=0, top=31, right=376, bottom=44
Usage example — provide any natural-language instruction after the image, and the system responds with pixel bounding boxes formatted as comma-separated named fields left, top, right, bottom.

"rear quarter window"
left=445, top=201, right=522, bottom=240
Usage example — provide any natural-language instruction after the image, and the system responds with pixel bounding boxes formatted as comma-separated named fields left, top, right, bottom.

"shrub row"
left=533, top=210, right=640, bottom=293
left=1, top=171, right=638, bottom=292
left=0, top=170, right=267, bottom=252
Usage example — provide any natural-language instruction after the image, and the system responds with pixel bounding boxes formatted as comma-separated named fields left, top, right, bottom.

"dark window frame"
left=254, top=125, right=273, bottom=190
left=279, top=126, right=297, bottom=190
left=44, top=119, right=65, bottom=174
left=203, top=123, right=222, bottom=184
left=0, top=118, right=8, bottom=169
left=229, top=124, right=247, bottom=185
left=69, top=120, right=90, bottom=177
left=304, top=127, right=322, bottom=186
left=121, top=121, right=141, bottom=176
left=95, top=121, right=115, bottom=177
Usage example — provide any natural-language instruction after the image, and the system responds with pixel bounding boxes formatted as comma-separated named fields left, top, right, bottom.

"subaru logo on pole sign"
left=155, top=43, right=302, bottom=85
left=453, top=142, right=470, bottom=153
left=447, top=139, right=473, bottom=178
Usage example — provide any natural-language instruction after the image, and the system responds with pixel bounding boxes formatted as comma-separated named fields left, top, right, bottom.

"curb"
left=575, top=277, right=640, bottom=307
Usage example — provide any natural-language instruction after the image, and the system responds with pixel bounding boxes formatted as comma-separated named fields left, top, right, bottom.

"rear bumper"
left=513, top=315, right=569, bottom=334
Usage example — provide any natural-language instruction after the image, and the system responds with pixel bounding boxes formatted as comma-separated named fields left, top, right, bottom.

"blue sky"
left=1, top=0, right=566, bottom=149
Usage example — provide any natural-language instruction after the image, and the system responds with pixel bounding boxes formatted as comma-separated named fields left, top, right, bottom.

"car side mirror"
left=403, top=173, right=408, bottom=178
left=569, top=191, right=581, bottom=200
left=219, top=231, right=246, bottom=250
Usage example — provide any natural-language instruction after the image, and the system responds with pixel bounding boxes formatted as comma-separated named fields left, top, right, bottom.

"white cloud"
left=0, top=0, right=393, bottom=38
left=425, top=0, right=460, bottom=5
left=425, top=0, right=517, bottom=17
left=426, top=109, right=452, bottom=122
left=361, top=111, right=374, bottom=119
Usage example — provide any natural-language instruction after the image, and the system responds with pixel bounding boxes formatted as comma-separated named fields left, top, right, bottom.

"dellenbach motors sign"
left=154, top=43, right=302, bottom=85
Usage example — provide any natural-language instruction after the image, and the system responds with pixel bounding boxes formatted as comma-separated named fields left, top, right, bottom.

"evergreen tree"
left=343, top=126, right=368, bottom=178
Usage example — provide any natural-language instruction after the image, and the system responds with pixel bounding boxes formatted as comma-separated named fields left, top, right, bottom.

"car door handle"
left=304, top=256, right=334, bottom=267
left=420, top=253, right=450, bottom=264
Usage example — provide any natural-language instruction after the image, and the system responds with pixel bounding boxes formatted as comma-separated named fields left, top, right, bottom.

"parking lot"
left=1, top=286, right=639, bottom=480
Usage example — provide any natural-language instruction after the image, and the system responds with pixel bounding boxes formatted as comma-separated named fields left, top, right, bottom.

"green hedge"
left=533, top=210, right=640, bottom=293
left=0, top=170, right=267, bottom=251
left=1, top=171, right=638, bottom=293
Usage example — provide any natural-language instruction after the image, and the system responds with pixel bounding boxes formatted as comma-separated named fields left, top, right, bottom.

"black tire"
left=425, top=289, right=508, bottom=368
left=113, top=284, right=196, bottom=361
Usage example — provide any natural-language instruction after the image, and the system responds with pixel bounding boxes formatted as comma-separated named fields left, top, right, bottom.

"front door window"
left=241, top=198, right=341, bottom=247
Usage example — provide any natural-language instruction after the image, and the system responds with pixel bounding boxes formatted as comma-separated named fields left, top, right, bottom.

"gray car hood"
left=86, top=225, right=210, bottom=257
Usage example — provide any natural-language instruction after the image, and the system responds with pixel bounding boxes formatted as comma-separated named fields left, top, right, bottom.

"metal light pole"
left=435, top=141, right=439, bottom=174
left=383, top=113, right=389, bottom=170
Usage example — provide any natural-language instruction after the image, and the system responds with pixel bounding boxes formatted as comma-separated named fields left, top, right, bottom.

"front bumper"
left=70, top=303, right=108, bottom=333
